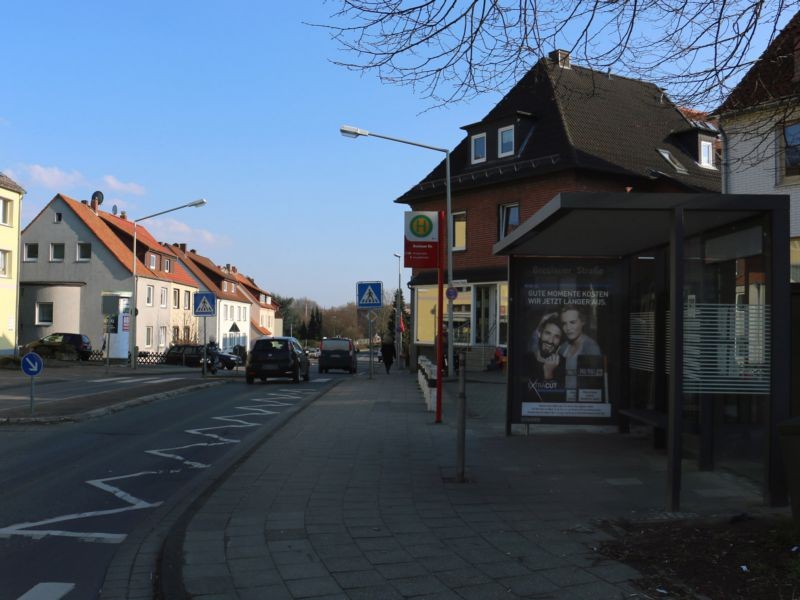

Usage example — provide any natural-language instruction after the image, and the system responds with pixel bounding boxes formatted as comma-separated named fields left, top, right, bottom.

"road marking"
left=312, top=378, right=332, bottom=383
left=144, top=394, right=301, bottom=468
left=0, top=472, right=162, bottom=544
left=17, top=582, right=75, bottom=600
left=88, top=377, right=184, bottom=384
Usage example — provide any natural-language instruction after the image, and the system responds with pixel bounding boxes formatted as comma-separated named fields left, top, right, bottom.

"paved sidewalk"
left=167, top=369, right=772, bottom=600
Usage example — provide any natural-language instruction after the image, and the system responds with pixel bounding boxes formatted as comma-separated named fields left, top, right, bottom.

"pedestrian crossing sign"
left=357, top=281, right=383, bottom=309
left=193, top=292, right=217, bottom=316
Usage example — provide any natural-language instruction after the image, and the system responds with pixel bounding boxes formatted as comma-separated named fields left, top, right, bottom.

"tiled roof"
left=167, top=244, right=249, bottom=303
left=100, top=213, right=197, bottom=287
left=717, top=10, right=800, bottom=114
left=398, top=56, right=719, bottom=203
left=58, top=195, right=154, bottom=277
left=251, top=320, right=272, bottom=337
left=0, top=173, right=25, bottom=195
left=234, top=271, right=278, bottom=309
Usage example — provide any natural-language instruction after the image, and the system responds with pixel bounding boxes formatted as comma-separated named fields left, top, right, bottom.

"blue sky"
left=2, top=3, right=789, bottom=307
left=1, top=2, right=496, bottom=307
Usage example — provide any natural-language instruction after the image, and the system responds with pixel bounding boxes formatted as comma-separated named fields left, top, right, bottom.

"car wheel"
left=303, top=367, right=310, bottom=382
left=246, top=376, right=254, bottom=384
left=226, top=364, right=234, bottom=370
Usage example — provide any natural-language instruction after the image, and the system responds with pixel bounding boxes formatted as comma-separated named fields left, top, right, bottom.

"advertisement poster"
left=511, top=260, right=620, bottom=423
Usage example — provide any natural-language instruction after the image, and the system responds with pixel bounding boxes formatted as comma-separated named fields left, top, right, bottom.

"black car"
left=246, top=336, right=309, bottom=384
left=318, top=337, right=357, bottom=374
left=206, top=344, right=242, bottom=370
left=163, top=344, right=221, bottom=373
left=22, top=333, right=92, bottom=361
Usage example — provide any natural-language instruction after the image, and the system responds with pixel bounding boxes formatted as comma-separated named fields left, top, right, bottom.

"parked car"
left=206, top=344, right=242, bottom=370
left=306, top=347, right=320, bottom=359
left=22, top=333, right=92, bottom=361
left=246, top=336, right=309, bottom=384
left=163, top=344, right=221, bottom=373
left=318, top=337, right=357, bottom=374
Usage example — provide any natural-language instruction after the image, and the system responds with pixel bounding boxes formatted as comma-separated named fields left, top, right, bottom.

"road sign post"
left=193, top=292, right=217, bottom=378
left=21, top=352, right=43, bottom=416
left=357, top=283, right=383, bottom=380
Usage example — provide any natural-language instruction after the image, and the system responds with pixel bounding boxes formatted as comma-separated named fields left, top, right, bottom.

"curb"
left=100, top=378, right=343, bottom=600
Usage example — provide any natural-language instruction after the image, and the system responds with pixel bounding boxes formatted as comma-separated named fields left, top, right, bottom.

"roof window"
left=657, top=149, right=688, bottom=174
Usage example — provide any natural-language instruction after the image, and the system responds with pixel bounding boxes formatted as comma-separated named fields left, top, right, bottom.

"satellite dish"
left=91, top=190, right=104, bottom=205
left=112, top=205, right=118, bottom=216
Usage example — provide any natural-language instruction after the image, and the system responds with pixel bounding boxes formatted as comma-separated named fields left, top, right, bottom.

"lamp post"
left=393, top=252, right=402, bottom=369
left=340, top=125, right=454, bottom=378
left=129, top=198, right=207, bottom=369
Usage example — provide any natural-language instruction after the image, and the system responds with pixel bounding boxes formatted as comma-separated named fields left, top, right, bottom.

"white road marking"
left=17, top=582, right=75, bottom=600
left=312, top=378, right=332, bottom=383
left=0, top=472, right=162, bottom=544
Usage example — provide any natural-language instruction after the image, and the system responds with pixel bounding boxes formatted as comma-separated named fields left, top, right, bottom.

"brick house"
left=398, top=50, right=720, bottom=369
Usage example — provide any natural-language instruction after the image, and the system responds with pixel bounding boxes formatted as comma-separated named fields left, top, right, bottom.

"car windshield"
left=255, top=340, right=288, bottom=352
left=322, top=340, right=350, bottom=351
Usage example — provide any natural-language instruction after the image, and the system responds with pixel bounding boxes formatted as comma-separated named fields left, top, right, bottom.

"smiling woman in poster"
left=558, top=304, right=602, bottom=401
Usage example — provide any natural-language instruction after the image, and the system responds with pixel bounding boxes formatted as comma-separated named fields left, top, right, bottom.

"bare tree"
left=317, top=1, right=796, bottom=111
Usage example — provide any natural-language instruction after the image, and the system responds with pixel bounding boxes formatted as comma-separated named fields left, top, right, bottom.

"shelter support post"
left=667, top=207, right=684, bottom=512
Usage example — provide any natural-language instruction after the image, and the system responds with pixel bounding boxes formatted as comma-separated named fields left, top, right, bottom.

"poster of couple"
left=511, top=261, right=619, bottom=423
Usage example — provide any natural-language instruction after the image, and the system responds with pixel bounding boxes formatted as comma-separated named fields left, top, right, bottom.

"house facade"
left=397, top=50, right=720, bottom=368
left=167, top=244, right=251, bottom=352
left=99, top=212, right=200, bottom=352
left=232, top=269, right=281, bottom=341
left=19, top=194, right=201, bottom=357
left=716, top=10, right=800, bottom=279
left=0, top=174, right=25, bottom=355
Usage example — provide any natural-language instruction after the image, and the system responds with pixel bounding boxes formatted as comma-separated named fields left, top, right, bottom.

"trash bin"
left=779, top=416, right=800, bottom=521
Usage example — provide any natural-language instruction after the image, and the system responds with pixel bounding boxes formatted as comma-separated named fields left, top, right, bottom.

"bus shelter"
left=494, top=192, right=790, bottom=510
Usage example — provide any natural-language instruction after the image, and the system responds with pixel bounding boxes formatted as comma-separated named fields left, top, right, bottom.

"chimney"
left=231, top=266, right=237, bottom=274
left=179, top=243, right=187, bottom=252
left=81, top=200, right=88, bottom=205
left=120, top=211, right=127, bottom=220
left=225, top=263, right=231, bottom=272
left=90, top=197, right=99, bottom=213
left=190, top=249, right=196, bottom=254
left=549, top=49, right=571, bottom=69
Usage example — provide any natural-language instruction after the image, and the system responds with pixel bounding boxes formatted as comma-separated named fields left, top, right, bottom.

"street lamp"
left=340, top=125, right=454, bottom=377
left=129, top=198, right=207, bottom=368
left=393, top=252, right=402, bottom=369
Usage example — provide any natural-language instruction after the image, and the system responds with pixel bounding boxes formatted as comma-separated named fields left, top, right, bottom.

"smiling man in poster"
left=513, top=261, right=618, bottom=423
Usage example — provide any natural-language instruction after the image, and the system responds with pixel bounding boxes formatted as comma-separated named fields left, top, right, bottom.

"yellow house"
left=0, top=173, right=25, bottom=356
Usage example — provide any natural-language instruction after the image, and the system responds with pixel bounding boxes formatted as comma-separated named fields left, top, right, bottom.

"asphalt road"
left=0, top=376, right=336, bottom=600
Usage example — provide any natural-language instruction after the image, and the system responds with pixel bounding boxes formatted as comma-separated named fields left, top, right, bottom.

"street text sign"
left=404, top=211, right=439, bottom=268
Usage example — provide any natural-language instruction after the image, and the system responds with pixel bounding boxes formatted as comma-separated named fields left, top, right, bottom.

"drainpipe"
left=14, top=190, right=25, bottom=358
left=719, top=124, right=730, bottom=194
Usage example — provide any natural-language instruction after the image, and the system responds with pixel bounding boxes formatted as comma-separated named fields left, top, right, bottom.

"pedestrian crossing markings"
left=359, top=286, right=380, bottom=306
left=195, top=296, right=215, bottom=314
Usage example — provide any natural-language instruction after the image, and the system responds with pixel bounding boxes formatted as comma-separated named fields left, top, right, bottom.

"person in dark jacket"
left=380, top=337, right=396, bottom=374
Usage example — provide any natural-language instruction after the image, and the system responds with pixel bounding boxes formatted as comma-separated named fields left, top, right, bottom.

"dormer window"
left=657, top=148, right=688, bottom=174
left=223, top=281, right=228, bottom=292
left=699, top=140, right=715, bottom=168
left=471, top=133, right=487, bottom=164
left=231, top=283, right=236, bottom=293
left=149, top=254, right=156, bottom=269
left=498, top=126, right=514, bottom=158
left=164, top=258, right=171, bottom=272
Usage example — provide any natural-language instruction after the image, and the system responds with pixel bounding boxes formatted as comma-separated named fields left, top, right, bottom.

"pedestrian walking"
left=380, top=337, right=396, bottom=374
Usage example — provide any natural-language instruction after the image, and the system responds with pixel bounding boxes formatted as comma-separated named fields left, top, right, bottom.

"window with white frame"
left=184, top=290, right=190, bottom=309
left=77, top=242, right=91, bottom=261
left=231, top=283, right=236, bottom=293
left=50, top=243, right=65, bottom=262
left=173, top=289, right=180, bottom=309
left=243, top=307, right=247, bottom=322
left=498, top=126, right=514, bottom=158
left=498, top=203, right=520, bottom=240
left=782, top=122, right=800, bottom=178
left=24, top=243, right=38, bottom=262
left=146, top=285, right=154, bottom=306
left=54, top=212, right=62, bottom=223
left=160, top=287, right=167, bottom=307
left=36, top=302, right=53, bottom=325
left=699, top=140, right=714, bottom=167
left=236, top=306, right=241, bottom=320
left=164, top=258, right=170, bottom=273
left=145, top=326, right=153, bottom=347
left=149, top=254, right=156, bottom=269
left=159, top=326, right=167, bottom=347
left=471, top=133, right=487, bottom=164
left=0, top=249, right=9, bottom=277
left=451, top=212, right=466, bottom=251
left=222, top=281, right=228, bottom=292
left=0, top=198, right=11, bottom=225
